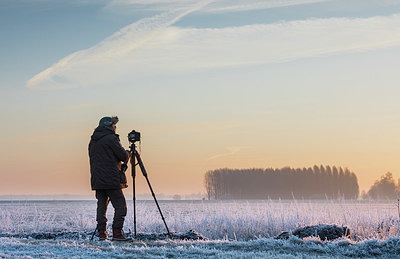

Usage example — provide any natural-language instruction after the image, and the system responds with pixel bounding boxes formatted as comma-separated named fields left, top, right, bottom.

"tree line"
left=204, top=165, right=359, bottom=200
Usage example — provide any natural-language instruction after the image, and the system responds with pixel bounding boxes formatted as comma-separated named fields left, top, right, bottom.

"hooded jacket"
left=89, top=126, right=128, bottom=190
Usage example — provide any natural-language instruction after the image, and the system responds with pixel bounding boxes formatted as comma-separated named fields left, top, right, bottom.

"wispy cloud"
left=27, top=0, right=212, bottom=89
left=207, top=146, right=242, bottom=161
left=105, top=0, right=328, bottom=13
left=27, top=6, right=400, bottom=90
left=204, top=0, right=329, bottom=13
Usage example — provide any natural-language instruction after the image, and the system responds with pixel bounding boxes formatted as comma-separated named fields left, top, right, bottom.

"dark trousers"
left=95, top=189, right=127, bottom=230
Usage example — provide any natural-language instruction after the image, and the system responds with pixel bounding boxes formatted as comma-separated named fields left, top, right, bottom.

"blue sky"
left=1, top=0, right=400, bottom=195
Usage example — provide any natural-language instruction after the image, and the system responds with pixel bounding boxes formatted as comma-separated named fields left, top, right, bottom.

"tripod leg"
left=131, top=145, right=137, bottom=238
left=133, top=172, right=137, bottom=238
left=134, top=150, right=170, bottom=236
left=90, top=228, right=96, bottom=241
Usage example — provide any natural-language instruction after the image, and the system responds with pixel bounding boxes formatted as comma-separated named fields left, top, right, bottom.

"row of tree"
left=204, top=165, right=359, bottom=200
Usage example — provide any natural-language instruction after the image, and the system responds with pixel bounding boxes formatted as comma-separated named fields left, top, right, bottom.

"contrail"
left=207, top=147, right=242, bottom=161
left=27, top=0, right=213, bottom=89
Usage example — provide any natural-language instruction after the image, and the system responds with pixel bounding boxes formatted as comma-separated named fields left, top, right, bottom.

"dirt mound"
left=276, top=224, right=351, bottom=241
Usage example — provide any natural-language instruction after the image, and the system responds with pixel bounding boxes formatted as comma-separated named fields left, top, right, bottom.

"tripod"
left=130, top=142, right=170, bottom=238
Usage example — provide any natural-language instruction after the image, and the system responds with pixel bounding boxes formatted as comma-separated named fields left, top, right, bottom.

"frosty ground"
left=0, top=200, right=399, bottom=258
left=1, top=234, right=400, bottom=258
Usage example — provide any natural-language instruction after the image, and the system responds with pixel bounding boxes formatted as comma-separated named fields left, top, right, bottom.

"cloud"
left=27, top=11, right=400, bottom=90
left=204, top=0, right=329, bottom=13
left=207, top=146, right=242, bottom=161
left=105, top=0, right=328, bottom=13
left=27, top=0, right=212, bottom=89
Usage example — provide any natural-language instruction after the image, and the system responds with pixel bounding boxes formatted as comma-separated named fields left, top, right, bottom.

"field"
left=0, top=200, right=399, bottom=258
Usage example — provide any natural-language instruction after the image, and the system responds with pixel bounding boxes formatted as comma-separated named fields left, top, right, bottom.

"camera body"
left=128, top=130, right=141, bottom=143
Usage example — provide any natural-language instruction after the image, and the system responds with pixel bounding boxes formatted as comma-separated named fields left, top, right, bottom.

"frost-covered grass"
left=0, top=200, right=399, bottom=258
left=1, top=235, right=400, bottom=258
left=0, top=200, right=399, bottom=241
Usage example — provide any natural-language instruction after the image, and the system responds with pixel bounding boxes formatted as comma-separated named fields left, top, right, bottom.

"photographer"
left=88, top=116, right=131, bottom=241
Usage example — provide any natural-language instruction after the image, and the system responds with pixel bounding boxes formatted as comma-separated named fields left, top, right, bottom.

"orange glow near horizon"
left=1, top=121, right=399, bottom=196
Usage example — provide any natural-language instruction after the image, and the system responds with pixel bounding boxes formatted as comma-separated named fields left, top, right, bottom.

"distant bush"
left=365, top=172, right=399, bottom=200
left=204, top=165, right=359, bottom=200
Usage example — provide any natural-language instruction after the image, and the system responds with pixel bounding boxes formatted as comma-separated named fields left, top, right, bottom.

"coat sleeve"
left=107, top=135, right=129, bottom=162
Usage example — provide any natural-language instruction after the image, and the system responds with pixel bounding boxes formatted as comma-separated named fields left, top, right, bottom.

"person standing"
left=88, top=116, right=131, bottom=241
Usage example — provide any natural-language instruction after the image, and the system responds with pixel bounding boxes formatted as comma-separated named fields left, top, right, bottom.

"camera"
left=128, top=130, right=141, bottom=143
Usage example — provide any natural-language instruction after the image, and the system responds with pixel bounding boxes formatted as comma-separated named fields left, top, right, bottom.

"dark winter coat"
left=89, top=126, right=128, bottom=190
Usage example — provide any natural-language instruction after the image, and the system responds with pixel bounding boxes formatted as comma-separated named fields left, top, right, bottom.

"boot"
left=97, top=229, right=107, bottom=241
left=112, top=228, right=132, bottom=241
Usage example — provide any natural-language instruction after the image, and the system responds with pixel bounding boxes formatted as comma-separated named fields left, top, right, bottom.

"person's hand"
left=120, top=163, right=128, bottom=172
left=126, top=150, right=132, bottom=160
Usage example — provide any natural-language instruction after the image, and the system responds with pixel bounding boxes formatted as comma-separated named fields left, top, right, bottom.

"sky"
left=1, top=0, right=400, bottom=196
